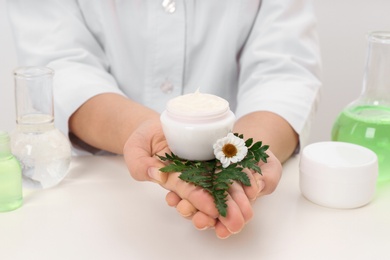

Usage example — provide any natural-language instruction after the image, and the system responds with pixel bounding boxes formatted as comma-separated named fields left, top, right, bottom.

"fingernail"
left=196, top=225, right=211, bottom=231
left=257, top=179, right=265, bottom=194
left=217, top=233, right=232, bottom=239
left=180, top=212, right=194, bottom=218
left=227, top=227, right=242, bottom=235
left=148, top=167, right=163, bottom=183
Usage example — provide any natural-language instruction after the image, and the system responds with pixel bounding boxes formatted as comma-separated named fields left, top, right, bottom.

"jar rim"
left=13, top=66, right=54, bottom=78
left=368, top=31, right=390, bottom=44
left=167, top=105, right=229, bottom=118
left=166, top=93, right=230, bottom=119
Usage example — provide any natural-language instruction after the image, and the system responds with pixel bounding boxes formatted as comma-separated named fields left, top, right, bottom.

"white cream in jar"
left=160, top=91, right=235, bottom=161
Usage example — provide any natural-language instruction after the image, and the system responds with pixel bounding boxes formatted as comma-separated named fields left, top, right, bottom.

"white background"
left=1, top=0, right=390, bottom=143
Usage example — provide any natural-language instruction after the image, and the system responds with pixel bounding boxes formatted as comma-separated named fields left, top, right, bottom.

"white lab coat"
left=7, top=0, right=321, bottom=151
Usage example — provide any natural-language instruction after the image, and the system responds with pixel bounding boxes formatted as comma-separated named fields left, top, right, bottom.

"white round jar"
left=299, top=141, right=378, bottom=209
left=160, top=92, right=235, bottom=161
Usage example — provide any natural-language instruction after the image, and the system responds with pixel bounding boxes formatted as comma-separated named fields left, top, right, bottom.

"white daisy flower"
left=213, top=133, right=248, bottom=168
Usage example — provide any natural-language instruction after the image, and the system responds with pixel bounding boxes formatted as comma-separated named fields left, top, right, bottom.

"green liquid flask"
left=332, top=31, right=390, bottom=183
left=0, top=131, right=23, bottom=212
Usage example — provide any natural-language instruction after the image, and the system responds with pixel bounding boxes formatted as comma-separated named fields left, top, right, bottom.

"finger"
left=176, top=199, right=197, bottom=217
left=165, top=191, right=181, bottom=207
left=228, top=181, right=254, bottom=223
left=217, top=192, right=246, bottom=234
left=256, top=151, right=282, bottom=197
left=124, top=141, right=168, bottom=183
left=243, top=171, right=266, bottom=201
left=215, top=221, right=232, bottom=239
left=241, top=168, right=263, bottom=201
left=192, top=211, right=217, bottom=230
left=123, top=120, right=169, bottom=184
left=164, top=173, right=220, bottom=218
left=166, top=193, right=218, bottom=229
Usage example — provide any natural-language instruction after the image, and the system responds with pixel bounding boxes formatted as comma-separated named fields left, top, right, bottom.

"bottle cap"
left=299, top=141, right=378, bottom=209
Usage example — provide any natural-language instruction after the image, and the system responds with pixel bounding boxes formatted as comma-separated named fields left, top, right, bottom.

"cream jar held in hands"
left=160, top=91, right=235, bottom=161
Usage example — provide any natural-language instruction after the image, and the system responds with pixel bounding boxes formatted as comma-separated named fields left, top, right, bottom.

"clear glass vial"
left=332, top=31, right=390, bottom=182
left=160, top=92, right=235, bottom=161
left=0, top=131, right=23, bottom=212
left=11, top=67, right=71, bottom=189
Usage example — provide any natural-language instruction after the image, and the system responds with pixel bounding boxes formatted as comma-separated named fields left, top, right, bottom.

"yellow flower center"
left=222, top=144, right=238, bottom=158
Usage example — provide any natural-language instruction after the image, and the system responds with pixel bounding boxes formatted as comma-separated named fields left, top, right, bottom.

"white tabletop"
left=1, top=155, right=389, bottom=260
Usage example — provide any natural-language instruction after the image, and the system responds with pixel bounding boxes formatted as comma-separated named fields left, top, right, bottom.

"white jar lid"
left=299, top=141, right=378, bottom=209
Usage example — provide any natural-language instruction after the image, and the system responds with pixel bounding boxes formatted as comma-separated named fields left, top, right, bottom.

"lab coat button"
left=162, top=0, right=175, bottom=13
left=160, top=80, right=174, bottom=94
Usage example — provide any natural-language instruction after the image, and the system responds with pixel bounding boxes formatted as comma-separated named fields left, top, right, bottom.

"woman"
left=7, top=0, right=321, bottom=238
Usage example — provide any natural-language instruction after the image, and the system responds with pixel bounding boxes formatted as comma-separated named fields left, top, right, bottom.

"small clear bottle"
left=11, top=67, right=71, bottom=189
left=332, top=31, right=390, bottom=182
left=160, top=92, right=235, bottom=161
left=0, top=131, right=23, bottom=212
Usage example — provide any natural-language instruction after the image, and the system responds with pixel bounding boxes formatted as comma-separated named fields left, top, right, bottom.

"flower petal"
left=213, top=133, right=248, bottom=166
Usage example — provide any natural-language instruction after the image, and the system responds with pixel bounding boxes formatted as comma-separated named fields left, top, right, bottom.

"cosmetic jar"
left=160, top=92, right=235, bottom=161
left=299, top=141, right=378, bottom=209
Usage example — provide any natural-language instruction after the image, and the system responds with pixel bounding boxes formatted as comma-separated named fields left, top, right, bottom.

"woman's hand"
left=123, top=118, right=261, bottom=237
left=165, top=149, right=282, bottom=239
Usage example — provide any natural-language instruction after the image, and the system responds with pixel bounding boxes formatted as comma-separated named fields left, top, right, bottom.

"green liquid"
left=332, top=105, right=390, bottom=182
left=0, top=156, right=23, bottom=212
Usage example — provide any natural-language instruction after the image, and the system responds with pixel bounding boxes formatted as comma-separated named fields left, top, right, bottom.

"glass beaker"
left=332, top=31, right=390, bottom=183
left=11, top=67, right=71, bottom=189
